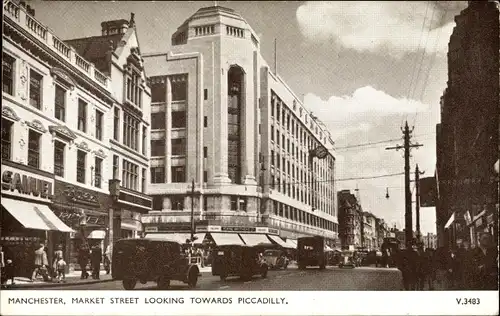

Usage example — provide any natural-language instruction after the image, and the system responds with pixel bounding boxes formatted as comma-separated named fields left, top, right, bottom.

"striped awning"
left=210, top=233, right=244, bottom=246
left=2, top=198, right=73, bottom=232
left=144, top=233, right=204, bottom=244
left=268, top=235, right=290, bottom=248
left=239, top=234, right=272, bottom=246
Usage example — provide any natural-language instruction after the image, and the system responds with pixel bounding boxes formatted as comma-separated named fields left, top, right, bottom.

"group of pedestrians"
left=77, top=243, right=111, bottom=280
left=398, top=232, right=498, bottom=291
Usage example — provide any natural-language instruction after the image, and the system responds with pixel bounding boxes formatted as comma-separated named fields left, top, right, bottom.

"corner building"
left=143, top=6, right=338, bottom=247
left=2, top=2, right=151, bottom=274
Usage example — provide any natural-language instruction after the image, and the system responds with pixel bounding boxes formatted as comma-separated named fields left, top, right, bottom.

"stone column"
left=242, top=73, right=256, bottom=185
left=165, top=77, right=172, bottom=183
left=213, top=68, right=230, bottom=184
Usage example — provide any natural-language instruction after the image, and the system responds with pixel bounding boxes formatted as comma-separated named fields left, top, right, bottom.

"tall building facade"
left=142, top=5, right=338, bottom=246
left=337, top=190, right=362, bottom=249
left=362, top=212, right=377, bottom=251
left=435, top=1, right=499, bottom=248
left=2, top=2, right=151, bottom=273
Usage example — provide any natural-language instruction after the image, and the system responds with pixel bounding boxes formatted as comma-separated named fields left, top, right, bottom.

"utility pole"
left=415, top=164, right=425, bottom=242
left=386, top=121, right=423, bottom=249
left=190, top=179, right=195, bottom=243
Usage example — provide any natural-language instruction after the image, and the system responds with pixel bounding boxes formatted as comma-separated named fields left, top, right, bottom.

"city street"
left=18, top=266, right=403, bottom=291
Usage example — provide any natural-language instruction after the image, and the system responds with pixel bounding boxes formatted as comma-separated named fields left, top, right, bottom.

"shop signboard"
left=221, top=226, right=256, bottom=232
left=1, top=165, right=54, bottom=202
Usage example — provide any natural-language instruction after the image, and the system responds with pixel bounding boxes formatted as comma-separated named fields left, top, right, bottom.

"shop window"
left=28, top=129, right=41, bottom=169
left=54, top=85, right=66, bottom=122
left=54, top=141, right=65, bottom=177
left=77, top=99, right=87, bottom=132
left=76, top=150, right=86, bottom=183
left=29, top=70, right=43, bottom=109
left=1, top=119, right=13, bottom=161
left=171, top=196, right=184, bottom=210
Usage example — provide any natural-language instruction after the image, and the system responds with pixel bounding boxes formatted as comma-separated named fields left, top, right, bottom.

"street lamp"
left=108, top=179, right=121, bottom=262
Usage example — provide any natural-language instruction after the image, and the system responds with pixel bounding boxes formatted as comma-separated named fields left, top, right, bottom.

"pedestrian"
left=0, top=245, right=5, bottom=285
left=448, top=248, right=459, bottom=289
left=31, top=243, right=49, bottom=282
left=397, top=243, right=418, bottom=291
left=91, top=244, right=102, bottom=280
left=56, top=256, right=66, bottom=282
left=470, top=232, right=498, bottom=290
left=455, top=241, right=472, bottom=290
left=78, top=243, right=90, bottom=279
left=104, top=245, right=111, bottom=275
left=52, top=245, right=64, bottom=279
left=433, top=247, right=450, bottom=290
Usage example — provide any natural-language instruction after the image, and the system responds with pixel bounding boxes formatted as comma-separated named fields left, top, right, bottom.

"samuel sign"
left=1, top=169, right=53, bottom=201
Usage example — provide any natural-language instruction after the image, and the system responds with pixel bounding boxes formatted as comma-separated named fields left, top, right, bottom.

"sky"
left=30, top=0, right=469, bottom=234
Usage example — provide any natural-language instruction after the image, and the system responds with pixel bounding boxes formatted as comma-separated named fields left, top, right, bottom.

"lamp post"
left=108, top=179, right=121, bottom=264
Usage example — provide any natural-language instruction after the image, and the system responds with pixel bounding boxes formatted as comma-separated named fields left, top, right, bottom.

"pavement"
left=4, top=265, right=406, bottom=291
left=1, top=270, right=114, bottom=289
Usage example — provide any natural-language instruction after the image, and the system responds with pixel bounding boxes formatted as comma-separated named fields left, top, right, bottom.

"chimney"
left=100, top=19, right=129, bottom=36
left=20, top=1, right=26, bottom=8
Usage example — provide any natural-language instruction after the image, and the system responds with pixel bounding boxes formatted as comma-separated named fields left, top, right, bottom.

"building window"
left=126, top=72, right=143, bottom=107
left=270, top=125, right=274, bottom=141
left=204, top=170, right=208, bottom=183
left=203, top=146, right=208, bottom=158
left=151, top=167, right=165, bottom=183
left=55, top=85, right=66, bottom=122
left=123, top=112, right=139, bottom=151
left=113, top=107, right=120, bottom=141
left=152, top=196, right=163, bottom=211
left=171, top=79, right=187, bottom=101
left=151, top=139, right=165, bottom=156
left=171, top=196, right=184, bottom=210
left=77, top=99, right=87, bottom=132
left=151, top=81, right=166, bottom=103
left=76, top=150, right=86, bottom=183
left=29, top=70, right=42, bottom=109
left=94, top=157, right=102, bottom=188
left=171, top=138, right=186, bottom=156
left=204, top=89, right=208, bottom=100
left=151, top=112, right=166, bottom=129
left=204, top=116, right=208, bottom=128
left=27, top=130, right=41, bottom=169
left=171, top=111, right=186, bottom=128
left=54, top=141, right=65, bottom=177
left=122, top=159, right=139, bottom=190
left=1, top=119, right=13, bottom=161
left=230, top=196, right=238, bottom=211
left=142, top=168, right=146, bottom=193
left=2, top=53, right=15, bottom=95
left=171, top=166, right=185, bottom=183
left=95, top=110, right=103, bottom=140
left=112, top=155, right=119, bottom=179
left=142, top=126, right=147, bottom=155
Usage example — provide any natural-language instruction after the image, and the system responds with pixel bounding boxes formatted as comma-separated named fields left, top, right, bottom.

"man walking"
left=471, top=233, right=498, bottom=290
left=91, top=244, right=102, bottom=280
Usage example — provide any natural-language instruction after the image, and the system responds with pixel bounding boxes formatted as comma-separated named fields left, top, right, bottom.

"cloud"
left=296, top=1, right=462, bottom=58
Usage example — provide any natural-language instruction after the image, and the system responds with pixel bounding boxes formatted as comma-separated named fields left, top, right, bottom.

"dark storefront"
left=1, top=162, right=73, bottom=278
left=51, top=180, right=111, bottom=269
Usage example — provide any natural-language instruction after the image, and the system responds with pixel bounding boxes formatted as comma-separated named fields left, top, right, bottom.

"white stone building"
left=1, top=2, right=151, bottom=272
left=142, top=5, right=338, bottom=247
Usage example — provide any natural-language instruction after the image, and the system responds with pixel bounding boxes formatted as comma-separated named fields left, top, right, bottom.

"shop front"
left=114, top=186, right=152, bottom=239
left=0, top=162, right=73, bottom=278
left=51, top=180, right=110, bottom=270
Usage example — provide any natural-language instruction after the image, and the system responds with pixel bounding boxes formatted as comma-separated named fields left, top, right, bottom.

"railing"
left=4, top=2, right=20, bottom=20
left=52, top=37, right=71, bottom=59
left=5, top=1, right=110, bottom=89
left=26, top=15, right=47, bottom=40
left=75, top=54, right=90, bottom=73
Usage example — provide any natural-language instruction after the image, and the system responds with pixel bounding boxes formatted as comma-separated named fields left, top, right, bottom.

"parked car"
left=338, top=250, right=356, bottom=269
left=112, top=238, right=200, bottom=290
left=297, top=236, right=327, bottom=270
left=262, top=249, right=289, bottom=270
left=211, top=245, right=268, bottom=281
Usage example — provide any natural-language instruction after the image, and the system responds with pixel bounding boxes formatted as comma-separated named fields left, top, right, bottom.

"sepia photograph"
left=0, top=0, right=499, bottom=314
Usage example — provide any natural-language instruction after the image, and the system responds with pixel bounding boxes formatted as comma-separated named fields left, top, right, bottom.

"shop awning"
left=87, top=230, right=106, bottom=239
left=210, top=233, right=244, bottom=246
left=144, top=233, right=204, bottom=244
left=239, top=234, right=272, bottom=246
left=444, top=212, right=456, bottom=229
left=267, top=235, right=290, bottom=248
left=1, top=198, right=73, bottom=232
left=283, top=239, right=297, bottom=249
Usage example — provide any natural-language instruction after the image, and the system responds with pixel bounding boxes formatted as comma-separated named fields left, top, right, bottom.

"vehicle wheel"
left=122, top=279, right=137, bottom=290
left=299, top=265, right=306, bottom=270
left=157, top=277, right=170, bottom=290
left=188, top=270, right=198, bottom=288
left=261, top=266, right=268, bottom=279
left=319, top=264, right=326, bottom=270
